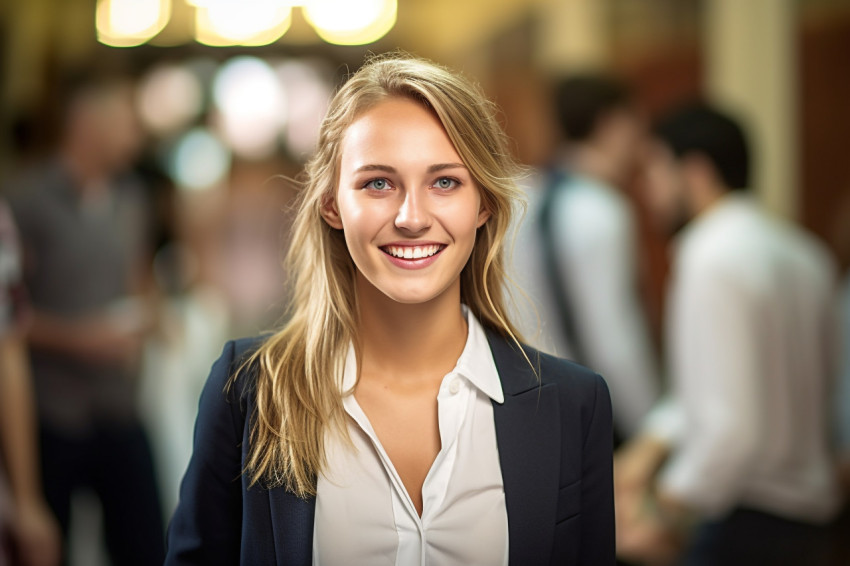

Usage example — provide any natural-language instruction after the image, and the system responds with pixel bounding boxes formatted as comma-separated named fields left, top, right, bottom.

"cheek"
left=447, top=197, right=485, bottom=241
left=336, top=191, right=370, bottom=232
left=645, top=165, right=677, bottom=216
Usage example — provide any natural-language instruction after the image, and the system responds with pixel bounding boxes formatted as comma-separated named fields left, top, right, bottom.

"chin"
left=378, top=287, right=449, bottom=306
left=366, top=276, right=459, bottom=307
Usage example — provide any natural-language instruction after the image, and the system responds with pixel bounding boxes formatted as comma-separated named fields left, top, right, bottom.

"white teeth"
left=385, top=245, right=441, bottom=259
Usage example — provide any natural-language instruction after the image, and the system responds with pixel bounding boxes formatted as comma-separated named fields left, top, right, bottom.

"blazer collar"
left=487, top=329, right=561, bottom=565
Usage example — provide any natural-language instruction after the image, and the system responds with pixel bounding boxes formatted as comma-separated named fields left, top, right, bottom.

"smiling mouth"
left=380, top=244, right=446, bottom=260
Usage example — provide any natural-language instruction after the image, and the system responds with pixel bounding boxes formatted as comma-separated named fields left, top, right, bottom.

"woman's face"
left=324, top=96, right=490, bottom=305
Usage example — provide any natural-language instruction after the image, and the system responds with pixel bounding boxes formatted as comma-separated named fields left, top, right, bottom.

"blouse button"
left=449, top=377, right=462, bottom=394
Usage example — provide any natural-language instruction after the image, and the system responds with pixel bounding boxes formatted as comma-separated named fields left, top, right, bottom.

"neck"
left=60, top=142, right=110, bottom=196
left=564, top=144, right=621, bottom=187
left=355, top=274, right=467, bottom=384
left=691, top=182, right=729, bottom=219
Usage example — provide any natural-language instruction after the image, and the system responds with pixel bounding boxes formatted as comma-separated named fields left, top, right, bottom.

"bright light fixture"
left=96, top=0, right=171, bottom=47
left=195, top=0, right=292, bottom=47
left=303, top=0, right=396, bottom=45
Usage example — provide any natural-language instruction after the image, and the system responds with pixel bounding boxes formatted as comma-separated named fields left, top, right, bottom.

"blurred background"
left=0, top=0, right=848, bottom=565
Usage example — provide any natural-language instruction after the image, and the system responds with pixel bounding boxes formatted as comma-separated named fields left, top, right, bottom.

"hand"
left=10, top=499, right=61, bottom=566
left=72, top=316, right=146, bottom=365
left=615, top=434, right=671, bottom=554
left=615, top=435, right=669, bottom=495
left=617, top=499, right=682, bottom=566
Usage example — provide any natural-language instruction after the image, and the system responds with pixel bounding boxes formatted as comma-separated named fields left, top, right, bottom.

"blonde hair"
left=240, top=53, right=526, bottom=497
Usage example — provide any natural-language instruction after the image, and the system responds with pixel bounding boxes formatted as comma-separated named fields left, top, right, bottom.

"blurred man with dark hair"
left=616, top=103, right=841, bottom=566
left=4, top=73, right=164, bottom=565
left=512, top=73, right=660, bottom=443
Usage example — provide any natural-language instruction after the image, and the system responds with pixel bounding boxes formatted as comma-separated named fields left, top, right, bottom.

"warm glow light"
left=137, top=63, right=204, bottom=136
left=303, top=0, right=396, bottom=45
left=275, top=60, right=332, bottom=157
left=195, top=0, right=292, bottom=47
left=96, top=0, right=171, bottom=47
left=213, top=57, right=286, bottom=159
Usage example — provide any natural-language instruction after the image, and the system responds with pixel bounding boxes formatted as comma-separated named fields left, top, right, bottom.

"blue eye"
left=365, top=178, right=390, bottom=190
left=434, top=177, right=458, bottom=190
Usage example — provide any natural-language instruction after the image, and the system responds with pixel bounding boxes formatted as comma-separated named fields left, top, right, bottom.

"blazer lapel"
left=487, top=330, right=561, bottom=566
left=268, top=488, right=315, bottom=566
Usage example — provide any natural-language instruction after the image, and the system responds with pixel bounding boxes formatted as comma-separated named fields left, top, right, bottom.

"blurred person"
left=136, top=166, right=232, bottom=517
left=0, top=200, right=59, bottom=566
left=166, top=54, right=615, bottom=565
left=616, top=103, right=841, bottom=566
left=511, top=73, right=659, bottom=442
left=4, top=74, right=165, bottom=565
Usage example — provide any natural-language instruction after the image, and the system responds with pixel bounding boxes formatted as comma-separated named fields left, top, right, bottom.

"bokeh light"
left=137, top=63, right=204, bottom=137
left=170, top=127, right=231, bottom=191
left=194, top=0, right=292, bottom=47
left=212, top=56, right=286, bottom=159
left=96, top=0, right=171, bottom=47
left=303, top=0, right=397, bottom=45
left=274, top=59, right=332, bottom=157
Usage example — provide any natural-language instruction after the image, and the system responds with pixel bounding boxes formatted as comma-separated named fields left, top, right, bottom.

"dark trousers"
left=40, top=421, right=165, bottom=566
left=680, top=507, right=834, bottom=566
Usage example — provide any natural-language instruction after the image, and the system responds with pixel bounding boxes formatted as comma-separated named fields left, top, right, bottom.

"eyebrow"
left=354, top=163, right=467, bottom=174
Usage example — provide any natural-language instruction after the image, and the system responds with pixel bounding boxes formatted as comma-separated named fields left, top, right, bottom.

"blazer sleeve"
left=580, top=374, right=615, bottom=565
left=165, top=341, right=246, bottom=566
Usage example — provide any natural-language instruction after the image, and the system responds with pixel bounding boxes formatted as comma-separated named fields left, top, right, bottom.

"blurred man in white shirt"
left=616, top=103, right=841, bottom=566
left=511, top=75, right=659, bottom=443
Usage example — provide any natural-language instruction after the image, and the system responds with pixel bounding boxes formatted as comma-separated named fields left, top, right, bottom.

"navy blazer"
left=165, top=330, right=615, bottom=565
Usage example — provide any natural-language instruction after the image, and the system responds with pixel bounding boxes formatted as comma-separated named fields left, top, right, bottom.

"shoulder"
left=553, top=178, right=632, bottom=249
left=489, top=330, right=609, bottom=406
left=201, top=335, right=268, bottom=421
left=4, top=163, right=67, bottom=233
left=509, top=341, right=613, bottom=447
left=5, top=162, right=58, bottom=203
left=780, top=222, right=836, bottom=278
left=535, top=346, right=610, bottom=407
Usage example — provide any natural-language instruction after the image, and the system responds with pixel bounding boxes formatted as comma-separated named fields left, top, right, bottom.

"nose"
left=394, top=188, right=431, bottom=233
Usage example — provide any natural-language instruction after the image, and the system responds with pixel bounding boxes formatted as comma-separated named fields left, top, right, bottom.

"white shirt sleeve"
left=555, top=187, right=660, bottom=436
left=659, top=261, right=763, bottom=517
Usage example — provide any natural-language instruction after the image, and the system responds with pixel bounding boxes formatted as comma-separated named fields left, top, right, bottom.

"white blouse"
left=312, top=309, right=509, bottom=566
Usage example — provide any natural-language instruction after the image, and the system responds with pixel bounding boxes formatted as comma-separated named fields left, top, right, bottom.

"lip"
left=379, top=242, right=446, bottom=270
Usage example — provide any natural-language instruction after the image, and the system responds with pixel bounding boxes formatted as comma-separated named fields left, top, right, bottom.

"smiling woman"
left=165, top=54, right=615, bottom=566
left=324, top=96, right=490, bottom=306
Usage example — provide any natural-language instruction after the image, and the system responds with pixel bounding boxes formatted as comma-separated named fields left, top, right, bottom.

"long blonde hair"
left=240, top=53, right=526, bottom=498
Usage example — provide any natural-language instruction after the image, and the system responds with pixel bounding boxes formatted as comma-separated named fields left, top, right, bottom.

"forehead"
left=339, top=97, right=462, bottom=167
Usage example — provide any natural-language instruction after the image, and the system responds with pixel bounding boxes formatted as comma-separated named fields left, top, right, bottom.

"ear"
left=476, top=204, right=492, bottom=228
left=320, top=193, right=344, bottom=230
